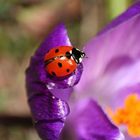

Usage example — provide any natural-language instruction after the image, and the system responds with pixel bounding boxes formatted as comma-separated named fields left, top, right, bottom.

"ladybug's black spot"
left=55, top=49, right=59, bottom=53
left=65, top=51, right=71, bottom=59
left=58, top=62, right=62, bottom=68
left=51, top=71, right=56, bottom=76
left=66, top=69, right=70, bottom=73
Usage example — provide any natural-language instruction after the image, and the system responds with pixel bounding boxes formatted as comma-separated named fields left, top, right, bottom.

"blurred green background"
left=0, top=0, right=133, bottom=140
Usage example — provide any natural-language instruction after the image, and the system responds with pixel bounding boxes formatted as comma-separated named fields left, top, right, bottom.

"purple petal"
left=29, top=93, right=69, bottom=122
left=75, top=59, right=140, bottom=110
left=62, top=99, right=124, bottom=140
left=76, top=2, right=140, bottom=95
left=36, top=120, right=64, bottom=140
left=26, top=24, right=83, bottom=140
left=110, top=83, right=140, bottom=109
left=98, top=1, right=140, bottom=35
left=29, top=93, right=69, bottom=140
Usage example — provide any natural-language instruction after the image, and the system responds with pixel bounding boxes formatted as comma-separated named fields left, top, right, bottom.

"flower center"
left=108, top=94, right=140, bottom=137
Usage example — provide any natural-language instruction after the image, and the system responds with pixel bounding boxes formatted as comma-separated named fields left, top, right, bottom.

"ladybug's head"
left=72, top=48, right=85, bottom=64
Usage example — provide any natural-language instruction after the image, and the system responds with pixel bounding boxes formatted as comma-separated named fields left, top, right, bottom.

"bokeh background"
left=0, top=0, right=133, bottom=140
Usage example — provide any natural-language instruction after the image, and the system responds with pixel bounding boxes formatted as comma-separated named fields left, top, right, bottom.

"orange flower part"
left=109, top=94, right=140, bottom=137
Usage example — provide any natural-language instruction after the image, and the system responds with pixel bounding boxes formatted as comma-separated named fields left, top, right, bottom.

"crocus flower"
left=26, top=1, right=140, bottom=140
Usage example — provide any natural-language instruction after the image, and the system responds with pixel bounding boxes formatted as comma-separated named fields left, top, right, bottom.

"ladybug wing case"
left=45, top=56, right=77, bottom=77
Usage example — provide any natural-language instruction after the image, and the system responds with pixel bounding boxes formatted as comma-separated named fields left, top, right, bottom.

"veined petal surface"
left=76, top=2, right=140, bottom=100
left=62, top=99, right=124, bottom=140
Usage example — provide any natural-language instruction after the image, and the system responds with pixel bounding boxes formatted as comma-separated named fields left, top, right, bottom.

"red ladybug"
left=44, top=46, right=85, bottom=77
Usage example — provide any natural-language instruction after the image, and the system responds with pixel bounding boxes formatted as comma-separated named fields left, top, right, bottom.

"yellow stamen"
left=109, top=94, right=140, bottom=137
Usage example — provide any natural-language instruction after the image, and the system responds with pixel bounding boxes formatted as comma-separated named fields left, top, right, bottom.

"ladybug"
left=44, top=46, right=85, bottom=77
